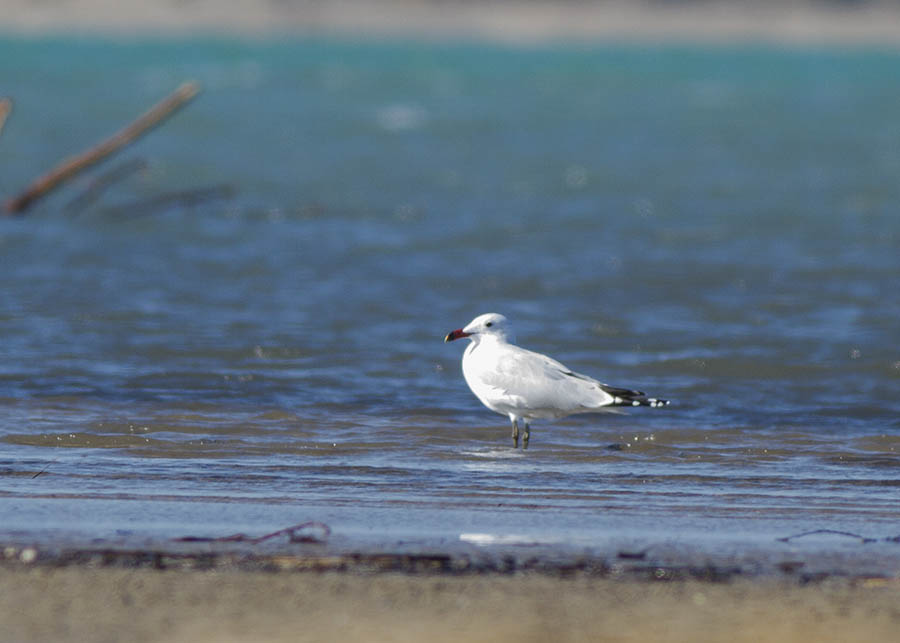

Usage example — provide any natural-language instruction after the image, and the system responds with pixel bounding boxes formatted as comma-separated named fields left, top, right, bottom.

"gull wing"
left=477, top=345, right=616, bottom=415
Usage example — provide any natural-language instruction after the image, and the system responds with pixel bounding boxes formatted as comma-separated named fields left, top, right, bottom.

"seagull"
left=444, top=313, right=669, bottom=449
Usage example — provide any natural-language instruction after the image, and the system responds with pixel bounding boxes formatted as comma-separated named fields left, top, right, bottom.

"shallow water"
left=1, top=36, right=899, bottom=552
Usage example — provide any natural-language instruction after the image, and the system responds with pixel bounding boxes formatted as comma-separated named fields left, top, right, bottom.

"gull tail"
left=600, top=384, right=670, bottom=409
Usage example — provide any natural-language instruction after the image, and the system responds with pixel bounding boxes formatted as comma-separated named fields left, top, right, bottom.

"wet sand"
left=2, top=565, right=899, bottom=643
left=3, top=0, right=900, bottom=45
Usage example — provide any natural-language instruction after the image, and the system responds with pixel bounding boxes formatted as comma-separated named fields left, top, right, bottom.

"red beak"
left=444, top=328, right=470, bottom=342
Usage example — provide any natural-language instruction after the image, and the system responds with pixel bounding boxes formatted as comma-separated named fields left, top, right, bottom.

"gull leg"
left=511, top=419, right=519, bottom=448
left=523, top=423, right=530, bottom=450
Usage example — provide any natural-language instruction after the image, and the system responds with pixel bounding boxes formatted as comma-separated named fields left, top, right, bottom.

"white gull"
left=445, top=313, right=669, bottom=449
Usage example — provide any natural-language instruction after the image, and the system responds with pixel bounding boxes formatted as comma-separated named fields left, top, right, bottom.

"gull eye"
left=486, top=322, right=493, bottom=328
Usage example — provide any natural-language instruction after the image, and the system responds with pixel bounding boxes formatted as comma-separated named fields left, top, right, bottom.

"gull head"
left=444, top=313, right=513, bottom=343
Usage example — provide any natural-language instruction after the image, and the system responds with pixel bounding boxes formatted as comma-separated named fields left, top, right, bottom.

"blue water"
left=1, top=37, right=899, bottom=554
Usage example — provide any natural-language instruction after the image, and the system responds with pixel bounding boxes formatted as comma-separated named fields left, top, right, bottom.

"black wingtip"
left=601, top=383, right=670, bottom=408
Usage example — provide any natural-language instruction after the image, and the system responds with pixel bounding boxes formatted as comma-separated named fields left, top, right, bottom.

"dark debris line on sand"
left=2, top=542, right=898, bottom=586
left=0, top=545, right=733, bottom=580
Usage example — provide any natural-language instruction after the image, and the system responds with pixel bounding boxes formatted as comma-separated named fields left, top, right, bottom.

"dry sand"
left=3, top=0, right=900, bottom=45
left=1, top=566, right=899, bottom=643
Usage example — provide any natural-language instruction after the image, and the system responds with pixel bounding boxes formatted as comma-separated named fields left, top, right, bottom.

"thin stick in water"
left=100, top=183, right=235, bottom=217
left=64, top=157, right=148, bottom=214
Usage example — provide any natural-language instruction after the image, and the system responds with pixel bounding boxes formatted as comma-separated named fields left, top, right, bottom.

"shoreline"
left=3, top=1, right=900, bottom=47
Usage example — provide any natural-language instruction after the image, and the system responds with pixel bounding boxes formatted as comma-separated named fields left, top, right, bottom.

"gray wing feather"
left=478, top=345, right=615, bottom=413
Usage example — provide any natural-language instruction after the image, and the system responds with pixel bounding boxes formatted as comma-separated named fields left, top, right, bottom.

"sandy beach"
left=2, top=0, right=900, bottom=45
left=2, top=564, right=899, bottom=643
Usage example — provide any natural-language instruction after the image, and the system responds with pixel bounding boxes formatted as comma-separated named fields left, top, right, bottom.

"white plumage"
left=445, top=313, right=669, bottom=448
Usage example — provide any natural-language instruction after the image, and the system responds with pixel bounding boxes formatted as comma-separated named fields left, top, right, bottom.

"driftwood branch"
left=0, top=98, right=11, bottom=138
left=4, top=81, right=200, bottom=216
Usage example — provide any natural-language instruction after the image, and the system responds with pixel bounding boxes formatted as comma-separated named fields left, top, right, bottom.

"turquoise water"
left=1, top=37, right=899, bottom=553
